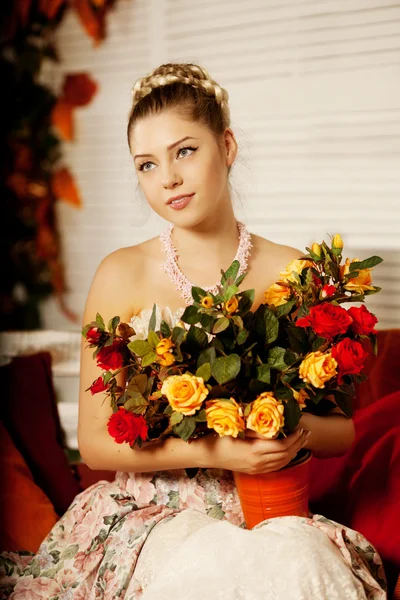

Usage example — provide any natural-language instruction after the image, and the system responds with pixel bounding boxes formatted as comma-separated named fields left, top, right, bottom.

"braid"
left=130, top=62, right=230, bottom=123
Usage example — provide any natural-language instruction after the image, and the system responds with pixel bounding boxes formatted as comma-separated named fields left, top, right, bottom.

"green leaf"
left=171, top=326, right=186, bottom=345
left=96, top=313, right=105, bottom=330
left=124, top=393, right=148, bottom=414
left=284, top=398, right=301, bottom=432
left=164, top=404, right=173, bottom=415
left=181, top=306, right=200, bottom=324
left=256, top=364, right=271, bottom=383
left=224, top=260, right=240, bottom=283
left=160, top=320, right=171, bottom=338
left=232, top=315, right=244, bottom=329
left=195, top=408, right=207, bottom=422
left=196, top=363, right=211, bottom=381
left=128, top=340, right=152, bottom=357
left=275, top=297, right=297, bottom=319
left=370, top=332, right=378, bottom=356
left=108, top=316, right=120, bottom=333
left=186, top=325, right=208, bottom=349
left=148, top=304, right=157, bottom=333
left=211, top=354, right=241, bottom=385
left=234, top=272, right=248, bottom=287
left=264, top=308, right=279, bottom=344
left=147, top=329, right=160, bottom=350
left=141, top=351, right=158, bottom=367
left=236, top=328, right=249, bottom=345
left=349, top=256, right=383, bottom=271
left=332, top=390, right=354, bottom=417
left=212, top=317, right=230, bottom=334
left=239, top=289, right=255, bottom=313
left=287, top=324, right=309, bottom=354
left=170, top=411, right=184, bottom=426
left=312, top=336, right=326, bottom=351
left=198, top=347, right=216, bottom=367
left=173, top=416, right=197, bottom=442
left=191, top=286, right=208, bottom=302
left=127, top=374, right=148, bottom=395
left=224, top=285, right=239, bottom=300
left=275, top=382, right=294, bottom=401
left=267, top=347, right=287, bottom=371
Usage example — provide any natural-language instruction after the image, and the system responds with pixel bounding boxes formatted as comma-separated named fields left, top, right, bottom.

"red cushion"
left=0, top=421, right=59, bottom=552
left=0, top=352, right=81, bottom=515
left=309, top=390, right=400, bottom=594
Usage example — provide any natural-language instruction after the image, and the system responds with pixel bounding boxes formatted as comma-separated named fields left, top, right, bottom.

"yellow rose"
left=205, top=398, right=245, bottom=438
left=158, top=352, right=175, bottom=367
left=340, top=257, right=375, bottom=294
left=264, top=283, right=290, bottom=307
left=161, top=373, right=208, bottom=415
left=311, top=243, right=322, bottom=258
left=332, top=233, right=344, bottom=249
left=156, top=337, right=174, bottom=356
left=299, top=351, right=337, bottom=389
left=279, top=259, right=314, bottom=284
left=246, top=392, right=285, bottom=439
left=201, top=296, right=214, bottom=309
left=292, top=388, right=309, bottom=409
left=225, top=296, right=239, bottom=314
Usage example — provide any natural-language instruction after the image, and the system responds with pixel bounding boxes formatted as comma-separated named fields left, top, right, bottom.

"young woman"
left=2, top=63, right=387, bottom=599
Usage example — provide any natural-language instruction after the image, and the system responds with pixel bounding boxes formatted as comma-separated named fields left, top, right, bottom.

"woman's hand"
left=198, top=428, right=311, bottom=474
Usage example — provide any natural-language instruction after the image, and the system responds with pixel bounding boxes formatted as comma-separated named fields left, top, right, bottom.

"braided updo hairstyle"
left=127, top=63, right=232, bottom=169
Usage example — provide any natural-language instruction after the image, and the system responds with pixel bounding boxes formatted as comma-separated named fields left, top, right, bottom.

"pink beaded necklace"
left=159, top=221, right=253, bottom=305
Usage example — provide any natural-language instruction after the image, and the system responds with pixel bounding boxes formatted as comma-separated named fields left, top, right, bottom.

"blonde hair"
left=127, top=62, right=231, bottom=156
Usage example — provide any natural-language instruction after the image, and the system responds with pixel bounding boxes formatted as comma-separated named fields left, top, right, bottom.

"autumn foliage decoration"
left=1, top=0, right=122, bottom=329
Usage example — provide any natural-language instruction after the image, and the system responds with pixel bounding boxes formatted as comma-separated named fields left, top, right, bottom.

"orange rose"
left=161, top=373, right=208, bottom=415
left=340, top=257, right=375, bottom=294
left=156, top=338, right=174, bottom=356
left=158, top=352, right=175, bottom=367
left=225, top=296, right=239, bottom=314
left=246, top=392, right=285, bottom=439
left=279, top=259, right=314, bottom=284
left=264, top=283, right=291, bottom=307
left=205, top=398, right=245, bottom=438
left=292, top=388, right=309, bottom=409
left=201, top=296, right=214, bottom=309
left=299, top=351, right=337, bottom=389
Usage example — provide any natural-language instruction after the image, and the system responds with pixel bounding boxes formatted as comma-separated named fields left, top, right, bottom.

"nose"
left=161, top=166, right=182, bottom=189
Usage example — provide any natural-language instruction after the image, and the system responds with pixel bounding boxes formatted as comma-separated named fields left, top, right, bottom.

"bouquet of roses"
left=82, top=233, right=382, bottom=464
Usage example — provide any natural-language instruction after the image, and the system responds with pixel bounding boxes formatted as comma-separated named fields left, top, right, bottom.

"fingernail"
left=298, top=428, right=304, bottom=436
left=305, top=431, right=311, bottom=438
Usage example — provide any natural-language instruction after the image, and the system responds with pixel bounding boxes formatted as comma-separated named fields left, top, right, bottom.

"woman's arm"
left=299, top=399, right=355, bottom=459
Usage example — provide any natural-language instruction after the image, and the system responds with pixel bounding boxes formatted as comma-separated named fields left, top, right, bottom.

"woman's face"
left=129, top=109, right=237, bottom=228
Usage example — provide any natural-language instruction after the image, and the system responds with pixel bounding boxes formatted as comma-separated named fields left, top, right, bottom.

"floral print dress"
left=0, top=306, right=388, bottom=599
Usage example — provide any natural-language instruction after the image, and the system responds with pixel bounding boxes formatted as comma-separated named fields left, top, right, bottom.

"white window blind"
left=41, top=0, right=400, bottom=331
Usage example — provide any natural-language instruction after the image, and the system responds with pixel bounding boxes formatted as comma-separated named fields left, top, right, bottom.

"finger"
left=254, top=429, right=309, bottom=454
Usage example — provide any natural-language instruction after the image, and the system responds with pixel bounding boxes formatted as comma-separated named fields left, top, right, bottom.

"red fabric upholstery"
left=0, top=352, right=82, bottom=516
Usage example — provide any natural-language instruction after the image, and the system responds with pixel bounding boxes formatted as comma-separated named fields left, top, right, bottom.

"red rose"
left=347, top=304, right=378, bottom=335
left=107, top=407, right=148, bottom=445
left=321, top=284, right=336, bottom=298
left=86, top=327, right=102, bottom=343
left=331, top=337, right=369, bottom=384
left=96, top=339, right=126, bottom=371
left=312, top=274, right=322, bottom=286
left=89, top=376, right=110, bottom=395
left=296, top=303, right=353, bottom=341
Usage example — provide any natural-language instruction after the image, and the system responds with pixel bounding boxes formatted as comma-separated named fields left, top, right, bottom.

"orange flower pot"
left=233, top=450, right=312, bottom=529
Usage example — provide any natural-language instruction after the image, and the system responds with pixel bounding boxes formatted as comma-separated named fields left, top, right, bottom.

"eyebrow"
left=134, top=136, right=198, bottom=160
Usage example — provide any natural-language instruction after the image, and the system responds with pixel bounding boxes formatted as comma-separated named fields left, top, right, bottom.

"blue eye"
left=138, top=146, right=198, bottom=172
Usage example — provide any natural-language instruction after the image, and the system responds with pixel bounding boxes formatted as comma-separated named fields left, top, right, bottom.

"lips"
left=167, top=193, right=194, bottom=205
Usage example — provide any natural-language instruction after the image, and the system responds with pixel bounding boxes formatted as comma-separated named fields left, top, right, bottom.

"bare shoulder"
left=251, top=233, right=304, bottom=267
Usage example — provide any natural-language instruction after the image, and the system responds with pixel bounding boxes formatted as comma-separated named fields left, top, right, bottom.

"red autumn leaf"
left=51, top=99, right=74, bottom=141
left=63, top=73, right=98, bottom=107
left=38, top=0, right=66, bottom=20
left=36, top=224, right=58, bottom=259
left=51, top=167, right=82, bottom=208
left=72, top=0, right=105, bottom=45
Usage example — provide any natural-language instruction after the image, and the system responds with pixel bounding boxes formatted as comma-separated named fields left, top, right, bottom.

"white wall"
left=42, top=0, right=400, bottom=331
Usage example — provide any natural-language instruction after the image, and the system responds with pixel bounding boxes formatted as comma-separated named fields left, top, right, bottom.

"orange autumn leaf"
left=51, top=99, right=74, bottom=140
left=38, top=0, right=66, bottom=20
left=63, top=73, right=98, bottom=107
left=72, top=0, right=105, bottom=45
left=51, top=168, right=82, bottom=207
